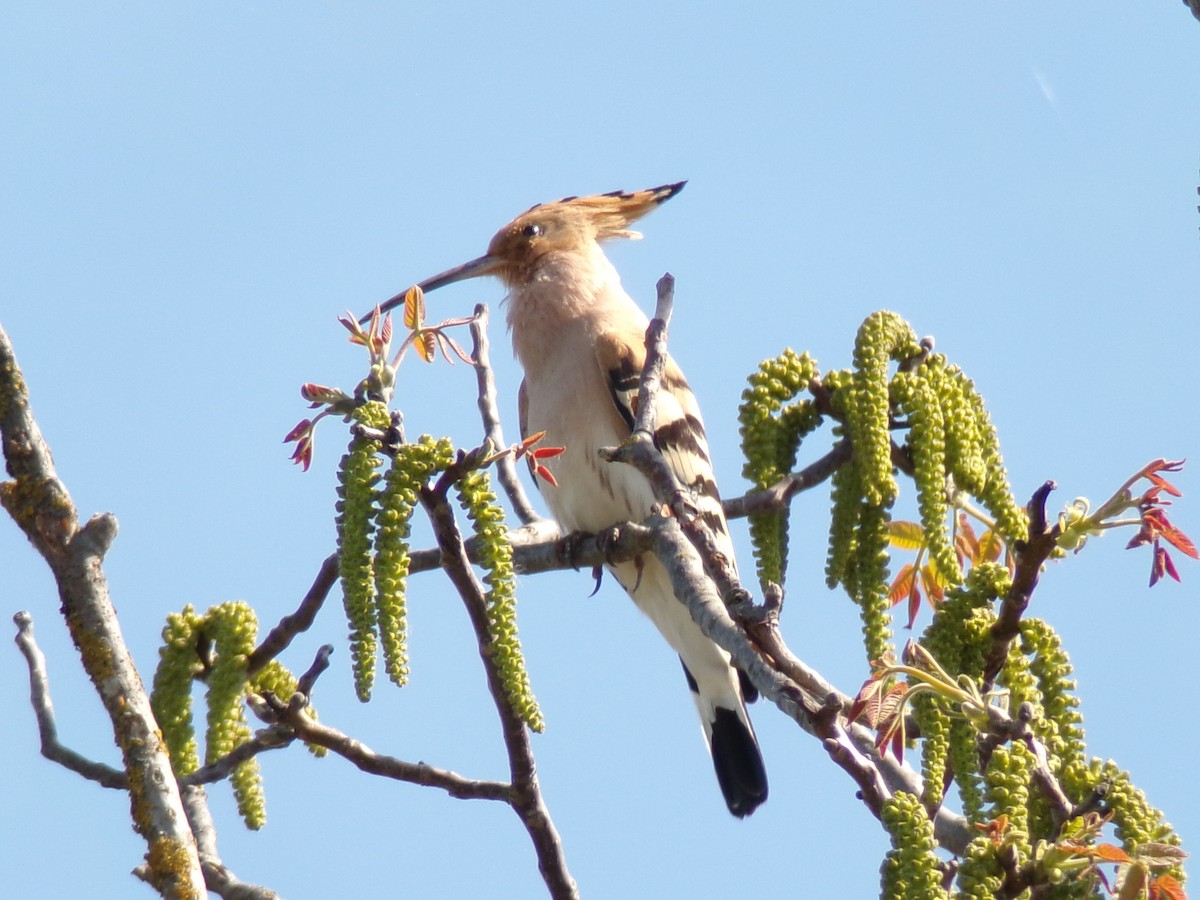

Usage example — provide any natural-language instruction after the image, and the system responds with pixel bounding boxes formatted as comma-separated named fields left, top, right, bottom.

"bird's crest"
left=519, top=181, right=686, bottom=243
left=473, top=181, right=685, bottom=285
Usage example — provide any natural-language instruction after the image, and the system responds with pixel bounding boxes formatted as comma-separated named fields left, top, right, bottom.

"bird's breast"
left=519, top=346, right=657, bottom=535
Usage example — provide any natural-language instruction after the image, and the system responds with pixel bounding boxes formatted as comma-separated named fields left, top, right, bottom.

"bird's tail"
left=710, top=706, right=769, bottom=818
left=681, top=659, right=768, bottom=817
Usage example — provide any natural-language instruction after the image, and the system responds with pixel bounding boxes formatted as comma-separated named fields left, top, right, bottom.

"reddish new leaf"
left=920, top=563, right=945, bottom=605
left=1091, top=843, right=1133, bottom=863
left=1159, top=521, right=1199, bottom=560
left=1151, top=873, right=1187, bottom=900
left=283, top=418, right=312, bottom=442
left=888, top=563, right=918, bottom=608
left=956, top=513, right=980, bottom=562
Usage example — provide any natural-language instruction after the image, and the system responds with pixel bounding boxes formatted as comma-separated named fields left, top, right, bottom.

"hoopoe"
left=386, top=182, right=768, bottom=817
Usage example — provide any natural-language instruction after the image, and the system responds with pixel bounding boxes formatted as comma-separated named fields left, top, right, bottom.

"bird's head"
left=368, top=182, right=684, bottom=319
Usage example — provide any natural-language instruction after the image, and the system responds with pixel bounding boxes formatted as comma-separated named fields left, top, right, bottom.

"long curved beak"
left=363, top=253, right=503, bottom=324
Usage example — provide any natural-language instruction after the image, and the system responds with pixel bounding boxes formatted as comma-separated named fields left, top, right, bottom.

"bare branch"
left=181, top=785, right=282, bottom=900
left=470, top=303, right=544, bottom=525
left=720, top=441, right=850, bottom=520
left=419, top=478, right=579, bottom=900
left=0, top=323, right=205, bottom=897
left=981, top=480, right=1061, bottom=692
left=179, top=727, right=295, bottom=788
left=247, top=552, right=339, bottom=675
left=15, top=611, right=283, bottom=897
left=12, top=611, right=128, bottom=789
left=258, top=691, right=513, bottom=802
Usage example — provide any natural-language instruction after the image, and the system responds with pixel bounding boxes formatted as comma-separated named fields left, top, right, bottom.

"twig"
left=470, top=303, right=543, bottom=525
left=179, top=728, right=295, bottom=787
left=721, top=441, right=851, bottom=520
left=247, top=552, right=339, bottom=675
left=598, top=275, right=744, bottom=607
left=419, top=477, right=579, bottom=900
left=12, top=612, right=128, bottom=789
left=981, top=481, right=1061, bottom=692
left=257, top=692, right=512, bottom=802
left=0, top=323, right=205, bottom=897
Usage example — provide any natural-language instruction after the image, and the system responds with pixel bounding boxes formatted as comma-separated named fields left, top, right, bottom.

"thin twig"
left=12, top=612, right=128, bottom=789
left=15, top=611, right=283, bottom=897
left=179, top=728, right=296, bottom=787
left=247, top=552, right=339, bottom=675
left=721, top=441, right=851, bottom=520
left=470, top=303, right=543, bottom=524
left=257, top=692, right=513, bottom=802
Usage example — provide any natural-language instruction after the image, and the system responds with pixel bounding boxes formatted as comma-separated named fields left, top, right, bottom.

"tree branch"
left=14, top=610, right=284, bottom=897
left=419, top=472, right=579, bottom=900
left=0, top=322, right=206, bottom=898
left=255, top=691, right=513, bottom=802
left=246, top=552, right=339, bottom=675
left=178, top=785, right=282, bottom=900
left=12, top=611, right=129, bottom=789
left=589, top=287, right=974, bottom=854
left=470, top=303, right=543, bottom=525
left=981, top=480, right=1061, bottom=692
left=179, top=728, right=296, bottom=788
left=720, top=441, right=850, bottom=520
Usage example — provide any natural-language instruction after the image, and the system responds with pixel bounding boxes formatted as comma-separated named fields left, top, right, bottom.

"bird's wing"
left=593, top=329, right=735, bottom=562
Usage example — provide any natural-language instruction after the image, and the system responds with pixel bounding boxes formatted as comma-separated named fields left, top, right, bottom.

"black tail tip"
left=711, top=707, right=768, bottom=818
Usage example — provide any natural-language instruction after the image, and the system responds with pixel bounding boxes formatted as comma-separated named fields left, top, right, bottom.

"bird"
left=382, top=182, right=768, bottom=817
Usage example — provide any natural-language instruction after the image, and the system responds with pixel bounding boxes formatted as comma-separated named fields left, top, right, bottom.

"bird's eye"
left=522, top=223, right=543, bottom=238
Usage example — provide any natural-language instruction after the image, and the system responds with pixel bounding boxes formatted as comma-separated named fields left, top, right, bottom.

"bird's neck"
left=505, top=244, right=646, bottom=373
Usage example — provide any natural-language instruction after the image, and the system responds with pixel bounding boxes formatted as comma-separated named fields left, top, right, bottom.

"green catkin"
left=737, top=349, right=820, bottom=590
left=335, top=403, right=389, bottom=702
left=1089, top=760, right=1182, bottom=867
left=892, top=369, right=962, bottom=586
left=847, top=311, right=921, bottom=508
left=375, top=436, right=454, bottom=687
left=1018, top=619, right=1086, bottom=782
left=947, top=716, right=986, bottom=823
left=852, top=498, right=894, bottom=665
left=919, top=568, right=1004, bottom=822
left=954, top=835, right=1005, bottom=899
left=456, top=469, right=544, bottom=733
left=998, top=641, right=1056, bottom=841
left=150, top=605, right=204, bottom=776
left=205, top=601, right=265, bottom=830
left=912, top=691, right=953, bottom=813
left=924, top=356, right=986, bottom=496
left=982, top=742, right=1034, bottom=859
left=955, top=373, right=1027, bottom=547
left=825, top=429, right=862, bottom=590
left=880, top=792, right=949, bottom=900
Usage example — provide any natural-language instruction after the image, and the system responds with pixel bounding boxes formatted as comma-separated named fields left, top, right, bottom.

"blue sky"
left=2, top=4, right=1198, bottom=898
